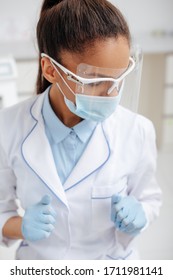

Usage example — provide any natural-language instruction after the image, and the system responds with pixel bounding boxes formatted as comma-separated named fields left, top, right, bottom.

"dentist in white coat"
left=0, top=0, right=161, bottom=260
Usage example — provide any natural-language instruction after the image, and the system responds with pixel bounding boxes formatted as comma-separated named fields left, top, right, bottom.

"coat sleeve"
left=127, top=117, right=162, bottom=229
left=0, top=142, right=19, bottom=247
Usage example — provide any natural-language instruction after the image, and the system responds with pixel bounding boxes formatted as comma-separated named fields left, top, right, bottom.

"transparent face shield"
left=120, top=45, right=143, bottom=112
left=41, top=45, right=142, bottom=120
left=70, top=57, right=135, bottom=97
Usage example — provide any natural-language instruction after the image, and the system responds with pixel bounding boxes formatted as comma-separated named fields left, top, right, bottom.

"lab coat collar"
left=22, top=87, right=110, bottom=202
left=63, top=123, right=110, bottom=191
left=21, top=88, right=69, bottom=209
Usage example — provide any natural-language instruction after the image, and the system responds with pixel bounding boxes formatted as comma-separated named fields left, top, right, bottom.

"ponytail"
left=36, top=0, right=131, bottom=94
left=36, top=0, right=64, bottom=94
left=40, top=0, right=63, bottom=14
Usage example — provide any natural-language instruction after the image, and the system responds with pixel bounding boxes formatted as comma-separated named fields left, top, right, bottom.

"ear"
left=41, top=57, right=59, bottom=83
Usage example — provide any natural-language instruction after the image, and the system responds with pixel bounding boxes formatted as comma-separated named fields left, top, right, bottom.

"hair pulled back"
left=36, top=0, right=131, bottom=94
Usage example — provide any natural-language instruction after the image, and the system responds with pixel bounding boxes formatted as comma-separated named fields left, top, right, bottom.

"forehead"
left=60, top=36, right=130, bottom=71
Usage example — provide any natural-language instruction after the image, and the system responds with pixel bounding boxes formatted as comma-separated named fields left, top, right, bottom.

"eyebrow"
left=84, top=69, right=127, bottom=79
left=86, top=73, right=113, bottom=78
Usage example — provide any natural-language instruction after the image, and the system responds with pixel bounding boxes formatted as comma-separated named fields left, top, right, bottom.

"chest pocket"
left=91, top=178, right=127, bottom=231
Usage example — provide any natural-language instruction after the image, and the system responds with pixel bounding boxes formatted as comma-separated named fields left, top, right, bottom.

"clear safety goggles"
left=41, top=53, right=135, bottom=97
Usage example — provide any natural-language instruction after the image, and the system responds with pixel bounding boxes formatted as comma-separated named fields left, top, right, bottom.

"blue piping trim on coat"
left=64, top=123, right=111, bottom=192
left=21, top=97, right=68, bottom=208
left=29, top=97, right=39, bottom=122
left=106, top=249, right=133, bottom=260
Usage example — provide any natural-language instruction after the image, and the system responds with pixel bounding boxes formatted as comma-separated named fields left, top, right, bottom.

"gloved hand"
left=21, top=195, right=57, bottom=241
left=111, top=194, right=147, bottom=235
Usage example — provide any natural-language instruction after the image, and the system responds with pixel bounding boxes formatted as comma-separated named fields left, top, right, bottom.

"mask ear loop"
left=50, top=60, right=79, bottom=108
left=50, top=60, right=76, bottom=97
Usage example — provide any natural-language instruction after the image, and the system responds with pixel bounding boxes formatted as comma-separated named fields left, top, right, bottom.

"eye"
left=88, top=81, right=103, bottom=87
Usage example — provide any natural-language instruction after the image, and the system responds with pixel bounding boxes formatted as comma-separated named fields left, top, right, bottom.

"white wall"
left=110, top=0, right=173, bottom=35
left=0, top=0, right=42, bottom=42
left=1, top=0, right=173, bottom=42
left=1, top=0, right=173, bottom=57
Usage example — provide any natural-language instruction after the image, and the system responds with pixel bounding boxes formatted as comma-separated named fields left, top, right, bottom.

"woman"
left=0, top=0, right=161, bottom=260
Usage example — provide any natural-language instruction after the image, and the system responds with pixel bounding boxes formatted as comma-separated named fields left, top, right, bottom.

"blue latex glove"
left=22, top=195, right=57, bottom=241
left=111, top=194, right=147, bottom=235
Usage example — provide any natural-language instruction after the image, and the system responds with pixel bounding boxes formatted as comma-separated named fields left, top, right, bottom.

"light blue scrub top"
left=42, top=90, right=97, bottom=184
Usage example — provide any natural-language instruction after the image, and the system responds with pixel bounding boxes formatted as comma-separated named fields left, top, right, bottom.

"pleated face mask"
left=59, top=81, right=125, bottom=122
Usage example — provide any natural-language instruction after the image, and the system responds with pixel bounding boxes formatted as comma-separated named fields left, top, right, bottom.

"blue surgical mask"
left=64, top=89, right=123, bottom=122
left=56, top=81, right=124, bottom=122
left=55, top=63, right=124, bottom=122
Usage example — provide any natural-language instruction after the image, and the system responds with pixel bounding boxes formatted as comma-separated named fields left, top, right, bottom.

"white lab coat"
left=0, top=89, right=161, bottom=260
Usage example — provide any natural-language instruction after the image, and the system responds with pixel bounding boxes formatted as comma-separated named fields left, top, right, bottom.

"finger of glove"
left=111, top=201, right=118, bottom=222
left=119, top=210, right=146, bottom=233
left=111, top=196, right=126, bottom=223
left=111, top=204, right=120, bottom=223
left=121, top=221, right=135, bottom=233
left=42, top=205, right=57, bottom=218
left=121, top=204, right=146, bottom=232
left=34, top=203, right=56, bottom=217
left=40, top=195, right=52, bottom=205
left=24, top=205, right=41, bottom=218
left=38, top=222, right=55, bottom=233
left=114, top=207, right=129, bottom=230
left=120, top=211, right=137, bottom=231
left=115, top=207, right=129, bottom=223
left=113, top=197, right=131, bottom=213
left=23, top=209, right=56, bottom=224
left=39, top=214, right=56, bottom=225
left=111, top=196, right=120, bottom=222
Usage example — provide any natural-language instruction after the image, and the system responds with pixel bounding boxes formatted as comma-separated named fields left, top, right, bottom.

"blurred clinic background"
left=0, top=0, right=173, bottom=259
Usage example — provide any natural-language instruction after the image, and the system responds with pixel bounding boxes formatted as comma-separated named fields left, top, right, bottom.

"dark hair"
left=36, top=0, right=131, bottom=94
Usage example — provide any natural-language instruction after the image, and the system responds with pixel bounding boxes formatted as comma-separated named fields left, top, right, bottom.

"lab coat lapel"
left=21, top=95, right=68, bottom=208
left=64, top=123, right=110, bottom=190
